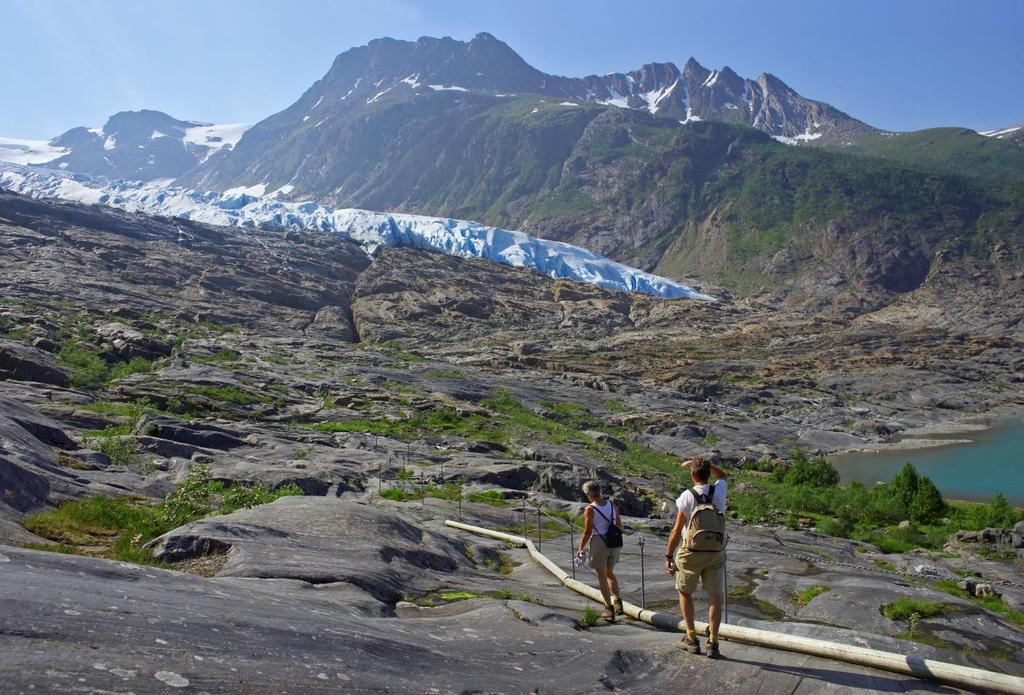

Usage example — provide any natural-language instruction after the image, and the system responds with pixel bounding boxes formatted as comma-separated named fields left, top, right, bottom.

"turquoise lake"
left=831, top=415, right=1024, bottom=505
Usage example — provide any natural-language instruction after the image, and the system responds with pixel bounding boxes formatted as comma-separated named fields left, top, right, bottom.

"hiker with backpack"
left=664, top=457, right=729, bottom=659
left=576, top=480, right=624, bottom=621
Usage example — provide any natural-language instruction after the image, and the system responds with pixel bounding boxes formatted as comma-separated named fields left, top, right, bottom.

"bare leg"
left=606, top=567, right=621, bottom=601
left=595, top=567, right=612, bottom=606
left=707, top=591, right=723, bottom=641
left=679, top=591, right=695, bottom=634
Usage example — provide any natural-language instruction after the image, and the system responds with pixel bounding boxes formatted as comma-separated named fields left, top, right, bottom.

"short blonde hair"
left=582, top=480, right=602, bottom=498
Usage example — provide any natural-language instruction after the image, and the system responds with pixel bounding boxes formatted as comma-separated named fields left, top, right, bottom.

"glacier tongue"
left=0, top=165, right=713, bottom=301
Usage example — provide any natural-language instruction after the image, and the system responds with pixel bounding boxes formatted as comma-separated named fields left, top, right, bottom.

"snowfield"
left=0, top=136, right=68, bottom=166
left=0, top=165, right=713, bottom=301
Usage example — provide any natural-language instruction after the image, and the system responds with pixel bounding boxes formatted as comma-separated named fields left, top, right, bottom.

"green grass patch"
left=468, top=490, right=510, bottom=507
left=882, top=597, right=950, bottom=621
left=792, top=585, right=830, bottom=606
left=191, top=348, right=242, bottom=366
left=753, top=598, right=786, bottom=620
left=380, top=487, right=411, bottom=502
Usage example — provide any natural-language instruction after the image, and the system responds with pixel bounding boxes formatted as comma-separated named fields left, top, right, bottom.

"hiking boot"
left=706, top=640, right=721, bottom=660
left=601, top=605, right=616, bottom=621
left=679, top=635, right=701, bottom=654
left=613, top=598, right=624, bottom=616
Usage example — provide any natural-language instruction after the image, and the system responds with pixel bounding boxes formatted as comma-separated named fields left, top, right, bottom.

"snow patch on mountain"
left=980, top=125, right=1023, bottom=138
left=772, top=131, right=824, bottom=146
left=0, top=137, right=68, bottom=166
left=183, top=123, right=249, bottom=149
left=0, top=165, right=713, bottom=301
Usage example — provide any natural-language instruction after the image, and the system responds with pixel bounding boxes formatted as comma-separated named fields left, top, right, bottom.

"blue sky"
left=2, top=0, right=1021, bottom=138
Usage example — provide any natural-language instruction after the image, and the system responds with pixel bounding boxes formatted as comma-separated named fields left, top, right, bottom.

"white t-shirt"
left=675, top=480, right=727, bottom=531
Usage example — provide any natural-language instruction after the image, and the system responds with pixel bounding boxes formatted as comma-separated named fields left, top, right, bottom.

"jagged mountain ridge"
left=306, top=33, right=871, bottom=140
left=188, top=32, right=869, bottom=192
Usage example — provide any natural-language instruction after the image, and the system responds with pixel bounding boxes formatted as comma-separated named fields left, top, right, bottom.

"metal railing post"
left=536, top=507, right=542, bottom=552
left=638, top=535, right=646, bottom=609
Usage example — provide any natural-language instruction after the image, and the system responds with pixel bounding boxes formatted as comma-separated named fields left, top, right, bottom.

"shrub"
left=578, top=606, right=600, bottom=630
left=160, top=464, right=216, bottom=525
left=381, top=487, right=410, bottom=502
left=89, top=434, right=140, bottom=468
left=221, top=482, right=302, bottom=513
left=59, top=344, right=109, bottom=387
left=784, top=455, right=839, bottom=488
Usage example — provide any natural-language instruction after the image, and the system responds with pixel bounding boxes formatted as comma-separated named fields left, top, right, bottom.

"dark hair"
left=690, top=457, right=711, bottom=483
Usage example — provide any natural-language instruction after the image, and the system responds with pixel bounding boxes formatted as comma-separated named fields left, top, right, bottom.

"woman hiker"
left=576, top=480, right=624, bottom=620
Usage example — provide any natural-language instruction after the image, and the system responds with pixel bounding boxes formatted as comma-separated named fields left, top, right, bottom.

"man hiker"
left=576, top=480, right=624, bottom=621
left=664, top=457, right=729, bottom=658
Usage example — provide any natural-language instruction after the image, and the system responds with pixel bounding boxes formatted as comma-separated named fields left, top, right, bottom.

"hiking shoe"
left=613, top=598, right=624, bottom=616
left=706, top=640, right=721, bottom=660
left=679, top=635, right=701, bottom=654
left=601, top=605, right=616, bottom=621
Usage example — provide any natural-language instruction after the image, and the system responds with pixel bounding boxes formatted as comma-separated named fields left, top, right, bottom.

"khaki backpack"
left=682, top=483, right=726, bottom=552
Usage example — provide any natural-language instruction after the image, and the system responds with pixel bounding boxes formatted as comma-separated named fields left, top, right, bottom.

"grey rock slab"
left=0, top=534, right=991, bottom=694
left=0, top=338, right=68, bottom=386
left=151, top=496, right=475, bottom=603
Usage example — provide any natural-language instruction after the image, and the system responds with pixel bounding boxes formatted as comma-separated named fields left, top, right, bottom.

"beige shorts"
left=674, top=549, right=725, bottom=595
left=588, top=534, right=621, bottom=570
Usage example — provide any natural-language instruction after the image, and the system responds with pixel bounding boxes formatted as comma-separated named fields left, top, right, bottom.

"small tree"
left=890, top=463, right=920, bottom=514
left=908, top=476, right=946, bottom=524
left=987, top=493, right=1015, bottom=528
left=784, top=455, right=840, bottom=488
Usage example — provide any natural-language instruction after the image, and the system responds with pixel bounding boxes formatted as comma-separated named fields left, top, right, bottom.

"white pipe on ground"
left=445, top=519, right=1024, bottom=695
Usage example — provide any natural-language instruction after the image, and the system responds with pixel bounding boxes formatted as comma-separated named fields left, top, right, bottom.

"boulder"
left=93, top=322, right=172, bottom=361
left=0, top=339, right=68, bottom=386
left=583, top=430, right=627, bottom=451
left=974, top=583, right=999, bottom=599
left=134, top=415, right=248, bottom=450
left=150, top=496, right=472, bottom=603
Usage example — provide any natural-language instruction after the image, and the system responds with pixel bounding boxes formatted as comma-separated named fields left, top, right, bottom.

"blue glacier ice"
left=0, top=165, right=713, bottom=300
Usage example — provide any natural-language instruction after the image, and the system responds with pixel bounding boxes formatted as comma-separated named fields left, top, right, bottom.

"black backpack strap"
left=689, top=484, right=714, bottom=505
left=592, top=503, right=614, bottom=525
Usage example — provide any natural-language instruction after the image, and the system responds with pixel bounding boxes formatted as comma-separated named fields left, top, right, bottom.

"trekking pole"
left=638, top=535, right=647, bottom=609
left=570, top=522, right=576, bottom=580
left=724, top=536, right=729, bottom=624
left=522, top=498, right=528, bottom=539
